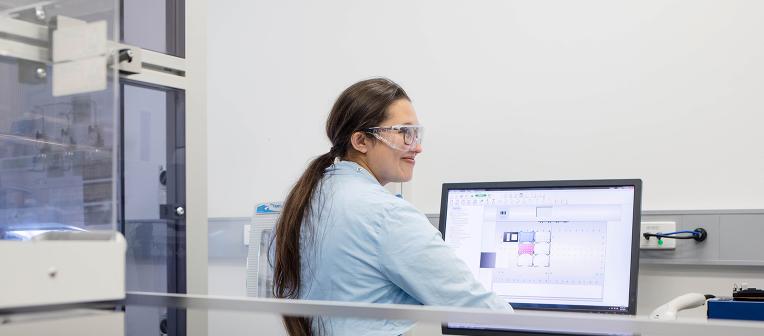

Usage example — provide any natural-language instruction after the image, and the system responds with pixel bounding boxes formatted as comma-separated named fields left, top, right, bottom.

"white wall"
left=209, top=0, right=764, bottom=217
left=207, top=2, right=764, bottom=332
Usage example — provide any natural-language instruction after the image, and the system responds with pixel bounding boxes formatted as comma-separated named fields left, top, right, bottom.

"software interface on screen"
left=443, top=186, right=636, bottom=313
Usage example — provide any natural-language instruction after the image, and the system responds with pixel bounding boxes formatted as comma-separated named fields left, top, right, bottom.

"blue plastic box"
left=707, top=299, right=764, bottom=322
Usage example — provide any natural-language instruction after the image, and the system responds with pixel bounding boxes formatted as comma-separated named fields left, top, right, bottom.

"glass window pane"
left=0, top=0, right=119, bottom=239
left=122, top=0, right=185, bottom=57
left=122, top=82, right=186, bottom=336
left=122, top=83, right=186, bottom=293
left=123, top=85, right=167, bottom=221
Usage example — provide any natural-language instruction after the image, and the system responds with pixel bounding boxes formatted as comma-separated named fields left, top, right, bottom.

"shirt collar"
left=327, top=160, right=379, bottom=184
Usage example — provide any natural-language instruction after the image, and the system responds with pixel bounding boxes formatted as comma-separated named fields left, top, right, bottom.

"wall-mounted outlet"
left=640, top=221, right=677, bottom=250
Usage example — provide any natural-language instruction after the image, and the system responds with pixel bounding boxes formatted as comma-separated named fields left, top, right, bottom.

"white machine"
left=0, top=231, right=126, bottom=310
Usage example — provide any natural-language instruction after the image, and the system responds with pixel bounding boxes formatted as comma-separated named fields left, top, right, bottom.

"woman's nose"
left=413, top=143, right=423, bottom=153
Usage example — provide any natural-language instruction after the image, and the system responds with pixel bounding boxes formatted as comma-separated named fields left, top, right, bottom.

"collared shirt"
left=296, top=160, right=511, bottom=335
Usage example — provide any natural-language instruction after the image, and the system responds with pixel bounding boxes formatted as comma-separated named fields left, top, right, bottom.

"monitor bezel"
left=439, top=179, right=642, bottom=335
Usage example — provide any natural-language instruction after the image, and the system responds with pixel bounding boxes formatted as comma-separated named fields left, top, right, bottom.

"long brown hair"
left=271, top=78, right=410, bottom=336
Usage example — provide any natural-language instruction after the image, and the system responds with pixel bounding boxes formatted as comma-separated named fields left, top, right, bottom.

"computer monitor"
left=439, top=179, right=642, bottom=335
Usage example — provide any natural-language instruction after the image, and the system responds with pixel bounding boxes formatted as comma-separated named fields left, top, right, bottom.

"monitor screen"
left=439, top=180, right=642, bottom=334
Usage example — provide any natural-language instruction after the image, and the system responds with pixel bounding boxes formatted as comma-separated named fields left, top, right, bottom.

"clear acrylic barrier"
left=0, top=0, right=119, bottom=240
left=3, top=292, right=762, bottom=335
left=133, top=292, right=764, bottom=336
left=131, top=292, right=764, bottom=336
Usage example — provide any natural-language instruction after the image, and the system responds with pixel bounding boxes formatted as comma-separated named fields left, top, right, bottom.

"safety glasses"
left=363, top=124, right=424, bottom=151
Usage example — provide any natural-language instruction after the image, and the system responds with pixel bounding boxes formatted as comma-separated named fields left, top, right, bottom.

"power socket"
left=640, top=221, right=677, bottom=250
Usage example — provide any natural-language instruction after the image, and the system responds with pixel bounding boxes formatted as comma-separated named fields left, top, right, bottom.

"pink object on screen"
left=519, top=243, right=535, bottom=255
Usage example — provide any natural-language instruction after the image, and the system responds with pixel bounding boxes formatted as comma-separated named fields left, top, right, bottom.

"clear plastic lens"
left=365, top=125, right=424, bottom=152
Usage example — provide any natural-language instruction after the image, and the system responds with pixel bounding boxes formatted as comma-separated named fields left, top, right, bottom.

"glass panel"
left=123, top=85, right=167, bottom=224
left=122, top=82, right=185, bottom=336
left=0, top=0, right=119, bottom=240
left=3, top=299, right=764, bottom=336
left=122, top=0, right=184, bottom=57
left=123, top=85, right=170, bottom=336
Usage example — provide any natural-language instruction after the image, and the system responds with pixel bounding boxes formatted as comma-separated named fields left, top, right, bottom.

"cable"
left=659, top=230, right=698, bottom=235
left=643, top=228, right=708, bottom=242
left=647, top=231, right=698, bottom=240
left=645, top=233, right=695, bottom=240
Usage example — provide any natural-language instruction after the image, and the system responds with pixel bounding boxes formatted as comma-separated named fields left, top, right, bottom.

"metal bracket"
left=50, top=16, right=108, bottom=96
left=2, top=14, right=186, bottom=90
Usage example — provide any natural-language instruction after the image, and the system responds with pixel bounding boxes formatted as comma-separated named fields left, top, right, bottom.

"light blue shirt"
left=296, top=160, right=511, bottom=335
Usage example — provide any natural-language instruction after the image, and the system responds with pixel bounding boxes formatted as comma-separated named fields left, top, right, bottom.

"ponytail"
left=273, top=151, right=335, bottom=336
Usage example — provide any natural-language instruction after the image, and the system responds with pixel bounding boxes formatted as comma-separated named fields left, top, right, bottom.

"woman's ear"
left=350, top=131, right=369, bottom=154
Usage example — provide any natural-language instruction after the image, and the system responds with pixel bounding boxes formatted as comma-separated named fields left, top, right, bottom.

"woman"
left=272, top=78, right=511, bottom=336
